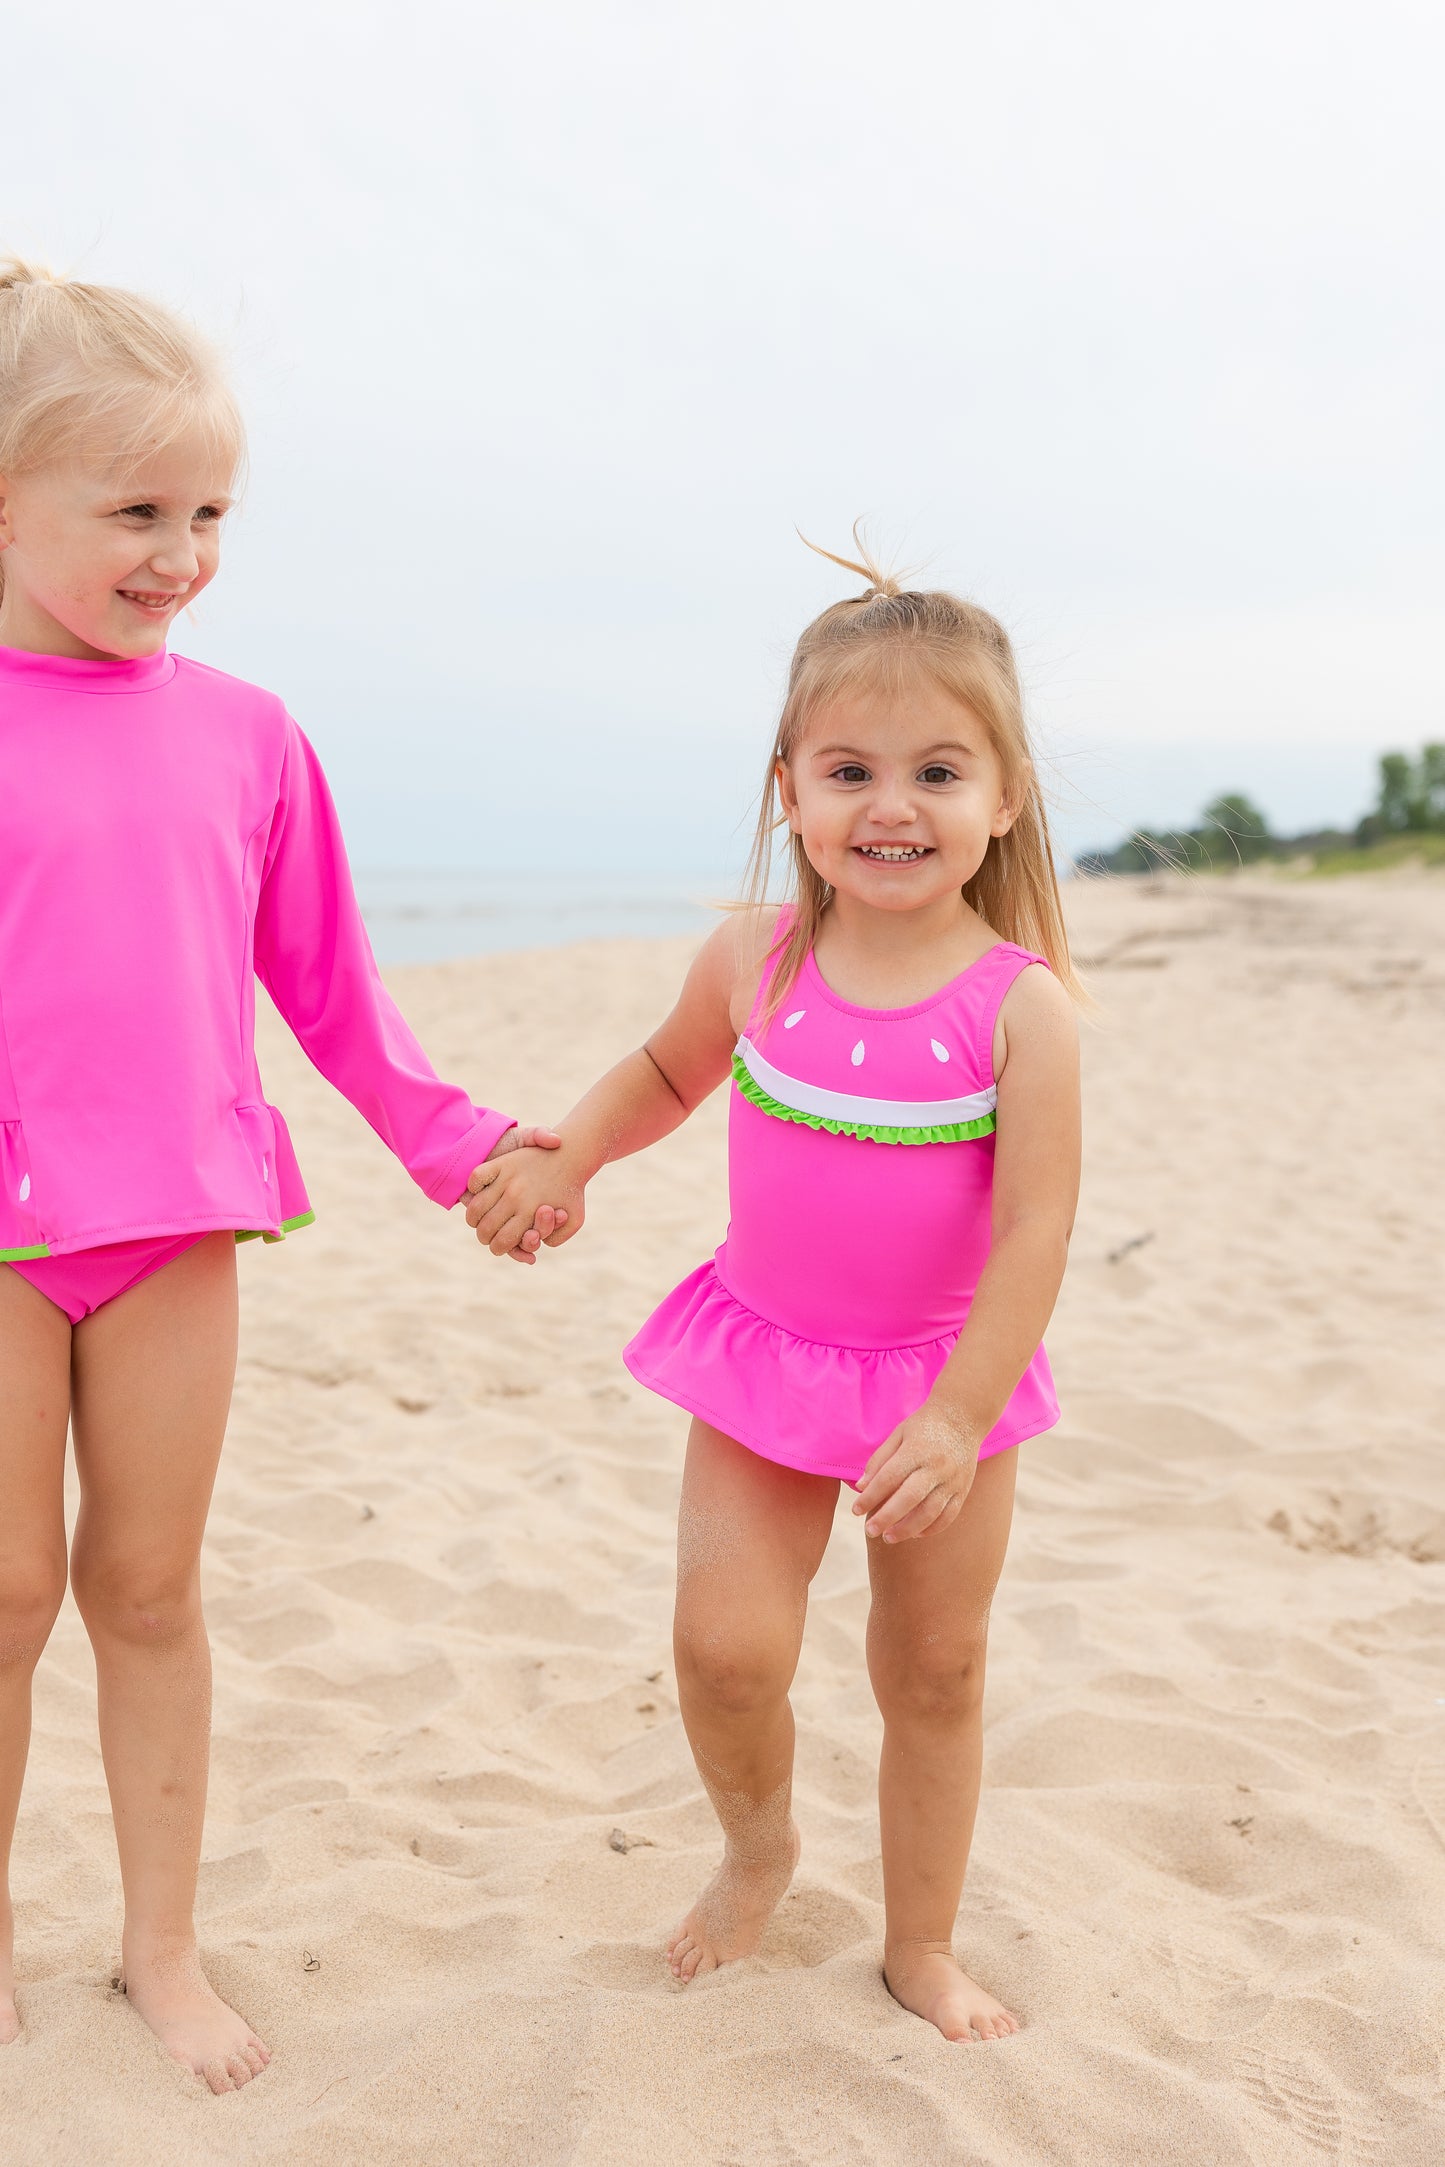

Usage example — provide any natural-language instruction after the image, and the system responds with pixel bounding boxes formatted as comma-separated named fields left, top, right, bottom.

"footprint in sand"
left=1235, top=2046, right=1391, bottom=2164
left=1140, top=1921, right=1254, bottom=2022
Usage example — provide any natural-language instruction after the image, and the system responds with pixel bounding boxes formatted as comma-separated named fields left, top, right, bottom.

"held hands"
left=468, top=1125, right=569, bottom=1266
left=466, top=1130, right=590, bottom=1264
left=851, top=1396, right=981, bottom=1543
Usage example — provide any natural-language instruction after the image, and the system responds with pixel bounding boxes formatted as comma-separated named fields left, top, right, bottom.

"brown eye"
left=919, top=765, right=957, bottom=785
left=833, top=764, right=870, bottom=784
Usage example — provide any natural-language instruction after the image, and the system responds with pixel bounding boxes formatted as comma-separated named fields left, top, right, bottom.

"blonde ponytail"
left=0, top=259, right=61, bottom=294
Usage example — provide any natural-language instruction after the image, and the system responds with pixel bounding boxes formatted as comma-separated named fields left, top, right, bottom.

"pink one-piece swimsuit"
left=623, top=928, right=1059, bottom=1485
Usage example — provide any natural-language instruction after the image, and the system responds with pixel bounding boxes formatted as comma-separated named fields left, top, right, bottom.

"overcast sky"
left=10, top=0, right=1442, bottom=870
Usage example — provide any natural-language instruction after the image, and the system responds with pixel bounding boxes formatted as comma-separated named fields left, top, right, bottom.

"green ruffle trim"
left=2, top=1209, right=317, bottom=1265
left=235, top=1209, right=317, bottom=1246
left=731, top=1055, right=996, bottom=1146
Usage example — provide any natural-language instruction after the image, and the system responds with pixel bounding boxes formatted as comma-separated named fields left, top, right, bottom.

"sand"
left=3, top=871, right=1443, bottom=2165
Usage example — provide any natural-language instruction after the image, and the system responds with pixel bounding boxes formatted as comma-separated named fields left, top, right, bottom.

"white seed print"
left=931, top=1039, right=950, bottom=1062
left=18, top=1174, right=31, bottom=1203
left=783, top=1011, right=806, bottom=1028
left=851, top=1040, right=866, bottom=1066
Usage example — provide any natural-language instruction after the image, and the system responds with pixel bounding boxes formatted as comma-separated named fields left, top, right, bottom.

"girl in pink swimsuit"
left=469, top=538, right=1083, bottom=2046
left=0, top=262, right=553, bottom=2089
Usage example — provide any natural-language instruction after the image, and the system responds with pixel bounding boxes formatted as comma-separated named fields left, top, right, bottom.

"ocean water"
left=357, top=867, right=736, bottom=966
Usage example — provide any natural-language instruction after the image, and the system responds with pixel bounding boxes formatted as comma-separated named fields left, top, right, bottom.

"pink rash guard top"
left=0, top=643, right=514, bottom=1261
left=623, top=925, right=1059, bottom=1484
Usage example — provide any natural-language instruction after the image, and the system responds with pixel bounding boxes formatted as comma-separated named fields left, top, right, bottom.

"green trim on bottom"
left=3, top=1212, right=318, bottom=1264
left=235, top=1209, right=317, bottom=1246
left=731, top=1055, right=997, bottom=1145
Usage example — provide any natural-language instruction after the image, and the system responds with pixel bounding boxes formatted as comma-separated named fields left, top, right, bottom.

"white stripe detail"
left=736, top=1035, right=996, bottom=1128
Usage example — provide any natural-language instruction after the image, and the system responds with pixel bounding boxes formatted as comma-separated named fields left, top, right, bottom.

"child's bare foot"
left=667, top=1823, right=801, bottom=1982
left=120, top=1932, right=271, bottom=2093
left=884, top=1941, right=1020, bottom=2042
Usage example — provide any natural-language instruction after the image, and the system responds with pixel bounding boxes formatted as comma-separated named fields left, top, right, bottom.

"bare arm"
left=852, top=964, right=1081, bottom=1540
left=465, top=910, right=776, bottom=1257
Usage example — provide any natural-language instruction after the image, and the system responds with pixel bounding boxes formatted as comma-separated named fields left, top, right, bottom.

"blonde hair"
left=0, top=257, right=244, bottom=592
left=746, top=529, right=1080, bottom=1014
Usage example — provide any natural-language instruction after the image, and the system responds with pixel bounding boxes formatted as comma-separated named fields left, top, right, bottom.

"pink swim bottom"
left=5, top=1233, right=208, bottom=1325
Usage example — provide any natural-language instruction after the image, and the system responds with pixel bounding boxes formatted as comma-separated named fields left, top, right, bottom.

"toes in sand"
left=120, top=1938, right=272, bottom=2094
left=884, top=1944, right=1020, bottom=2043
left=667, top=1823, right=801, bottom=1983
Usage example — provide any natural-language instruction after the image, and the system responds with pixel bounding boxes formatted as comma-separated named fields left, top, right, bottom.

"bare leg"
left=0, top=1269, right=72, bottom=2045
left=867, top=1447, right=1020, bottom=2041
left=68, top=1234, right=269, bottom=2094
left=668, top=1420, right=837, bottom=1982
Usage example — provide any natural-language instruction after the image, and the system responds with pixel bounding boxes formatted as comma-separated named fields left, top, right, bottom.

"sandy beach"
left=3, top=871, right=1443, bottom=2165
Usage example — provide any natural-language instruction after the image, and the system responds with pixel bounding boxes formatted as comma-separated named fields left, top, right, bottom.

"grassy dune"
left=1302, top=833, right=1445, bottom=876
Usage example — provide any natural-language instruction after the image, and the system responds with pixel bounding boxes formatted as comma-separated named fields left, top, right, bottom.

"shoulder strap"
left=741, top=906, right=798, bottom=1038
left=967, top=942, right=1050, bottom=1079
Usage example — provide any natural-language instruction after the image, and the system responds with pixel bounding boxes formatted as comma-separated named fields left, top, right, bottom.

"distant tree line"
left=1355, top=745, right=1445, bottom=844
left=1077, top=744, right=1445, bottom=875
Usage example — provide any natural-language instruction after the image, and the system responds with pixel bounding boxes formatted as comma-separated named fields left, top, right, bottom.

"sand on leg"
left=668, top=1418, right=837, bottom=1982
left=866, top=1445, right=1020, bottom=2042
left=0, top=1267, right=72, bottom=2045
left=67, top=1233, right=270, bottom=2094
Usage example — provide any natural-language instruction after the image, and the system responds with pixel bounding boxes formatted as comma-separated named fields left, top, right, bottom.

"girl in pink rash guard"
left=467, top=535, right=1083, bottom=2046
left=0, top=262, right=557, bottom=2091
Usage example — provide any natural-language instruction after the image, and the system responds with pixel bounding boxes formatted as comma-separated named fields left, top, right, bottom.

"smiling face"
left=778, top=673, right=1019, bottom=918
left=0, top=424, right=236, bottom=660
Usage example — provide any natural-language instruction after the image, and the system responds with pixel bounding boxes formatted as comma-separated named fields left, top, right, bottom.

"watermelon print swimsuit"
left=623, top=927, right=1059, bottom=1485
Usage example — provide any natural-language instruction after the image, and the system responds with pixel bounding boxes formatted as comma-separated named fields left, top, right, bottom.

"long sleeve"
left=253, top=718, right=514, bottom=1205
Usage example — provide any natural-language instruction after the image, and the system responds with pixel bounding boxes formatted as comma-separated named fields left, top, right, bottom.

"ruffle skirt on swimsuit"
left=622, top=1259, right=1058, bottom=1486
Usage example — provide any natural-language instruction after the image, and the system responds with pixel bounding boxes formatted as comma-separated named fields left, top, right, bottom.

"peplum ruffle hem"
left=622, top=1259, right=1058, bottom=1486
